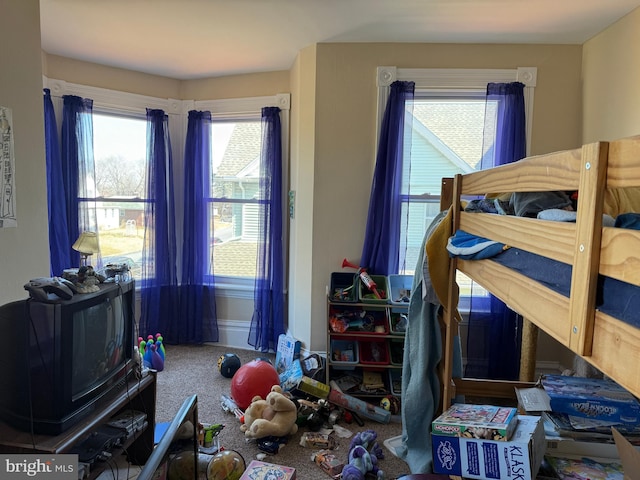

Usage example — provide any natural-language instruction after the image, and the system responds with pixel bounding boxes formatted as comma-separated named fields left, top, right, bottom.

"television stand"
left=0, top=371, right=156, bottom=478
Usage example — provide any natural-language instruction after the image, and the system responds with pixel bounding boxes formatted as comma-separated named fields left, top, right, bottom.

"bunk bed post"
left=441, top=175, right=462, bottom=413
left=568, top=141, right=609, bottom=356
left=519, top=318, right=539, bottom=382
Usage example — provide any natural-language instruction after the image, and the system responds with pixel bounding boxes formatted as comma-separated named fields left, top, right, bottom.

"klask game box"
left=432, top=415, right=545, bottom=480
left=432, top=403, right=519, bottom=441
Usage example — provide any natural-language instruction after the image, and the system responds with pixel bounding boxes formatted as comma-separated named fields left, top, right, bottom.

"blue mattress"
left=491, top=246, right=640, bottom=329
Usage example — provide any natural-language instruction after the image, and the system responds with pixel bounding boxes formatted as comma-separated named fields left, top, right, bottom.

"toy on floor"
left=341, top=429, right=385, bottom=480
left=240, top=385, right=298, bottom=439
left=230, top=359, right=280, bottom=410
left=217, top=353, right=241, bottom=378
left=207, top=450, right=245, bottom=480
left=138, top=333, right=166, bottom=371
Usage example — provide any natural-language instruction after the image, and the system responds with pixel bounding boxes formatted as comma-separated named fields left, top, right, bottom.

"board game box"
left=541, top=374, right=640, bottom=424
left=274, top=334, right=302, bottom=374
left=239, top=460, right=296, bottom=480
left=432, top=415, right=544, bottom=480
left=432, top=403, right=519, bottom=441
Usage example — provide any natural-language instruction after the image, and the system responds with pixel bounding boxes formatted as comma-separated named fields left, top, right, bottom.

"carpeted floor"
left=154, top=344, right=413, bottom=479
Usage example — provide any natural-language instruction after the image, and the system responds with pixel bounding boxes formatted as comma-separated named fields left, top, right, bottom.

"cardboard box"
left=239, top=460, right=296, bottom=480
left=432, top=415, right=545, bottom=479
left=613, top=427, right=640, bottom=480
left=274, top=334, right=302, bottom=374
left=541, top=374, right=640, bottom=424
left=296, top=375, right=330, bottom=399
left=432, top=403, right=519, bottom=441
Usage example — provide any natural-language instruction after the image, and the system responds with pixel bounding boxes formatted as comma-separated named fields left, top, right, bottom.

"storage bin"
left=388, top=274, right=413, bottom=305
left=389, top=338, right=404, bottom=365
left=389, top=308, right=408, bottom=335
left=330, top=339, right=359, bottom=365
left=329, top=272, right=358, bottom=303
left=358, top=339, right=389, bottom=365
left=330, top=306, right=388, bottom=334
left=389, top=369, right=402, bottom=396
left=358, top=274, right=390, bottom=304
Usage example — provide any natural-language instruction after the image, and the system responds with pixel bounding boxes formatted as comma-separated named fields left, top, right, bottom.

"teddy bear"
left=240, top=385, right=298, bottom=439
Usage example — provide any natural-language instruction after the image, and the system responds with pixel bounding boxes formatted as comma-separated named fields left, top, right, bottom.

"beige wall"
left=0, top=0, right=50, bottom=304
left=303, top=43, right=583, bottom=352
left=582, top=7, right=640, bottom=143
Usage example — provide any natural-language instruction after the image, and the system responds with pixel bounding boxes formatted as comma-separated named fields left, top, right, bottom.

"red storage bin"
left=358, top=339, right=389, bottom=365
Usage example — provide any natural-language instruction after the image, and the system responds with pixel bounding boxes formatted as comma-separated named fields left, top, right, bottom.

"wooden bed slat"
left=459, top=212, right=576, bottom=265
left=591, top=311, right=640, bottom=400
left=459, top=147, right=582, bottom=196
left=606, top=135, right=640, bottom=188
left=600, top=227, right=640, bottom=286
left=458, top=259, right=570, bottom=346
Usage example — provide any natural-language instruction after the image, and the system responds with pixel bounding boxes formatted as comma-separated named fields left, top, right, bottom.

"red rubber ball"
left=230, top=360, right=280, bottom=410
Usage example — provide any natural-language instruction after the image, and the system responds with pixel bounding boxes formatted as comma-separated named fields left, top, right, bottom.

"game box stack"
left=431, top=413, right=545, bottom=480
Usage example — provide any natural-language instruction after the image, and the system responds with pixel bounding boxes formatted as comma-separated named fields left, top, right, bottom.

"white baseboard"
left=214, top=318, right=253, bottom=350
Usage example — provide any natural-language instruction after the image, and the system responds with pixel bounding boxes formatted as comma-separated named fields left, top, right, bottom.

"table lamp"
left=72, top=231, right=100, bottom=266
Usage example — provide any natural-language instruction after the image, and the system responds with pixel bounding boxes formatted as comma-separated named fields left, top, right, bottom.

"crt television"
left=0, top=280, right=136, bottom=435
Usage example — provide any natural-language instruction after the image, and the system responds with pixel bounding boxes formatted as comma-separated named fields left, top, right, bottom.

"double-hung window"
left=92, top=112, right=147, bottom=279
left=377, top=67, right=536, bottom=305
left=196, top=94, right=290, bottom=295
left=209, top=118, right=262, bottom=278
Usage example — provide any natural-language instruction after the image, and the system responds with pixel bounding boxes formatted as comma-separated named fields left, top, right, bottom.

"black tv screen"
left=0, top=281, right=136, bottom=435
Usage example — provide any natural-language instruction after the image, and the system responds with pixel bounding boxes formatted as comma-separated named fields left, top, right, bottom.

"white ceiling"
left=40, top=0, right=640, bottom=80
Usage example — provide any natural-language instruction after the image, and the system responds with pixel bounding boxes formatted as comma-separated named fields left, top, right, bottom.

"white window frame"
left=376, top=67, right=537, bottom=156
left=43, top=76, right=290, bottom=300
left=375, top=67, right=537, bottom=310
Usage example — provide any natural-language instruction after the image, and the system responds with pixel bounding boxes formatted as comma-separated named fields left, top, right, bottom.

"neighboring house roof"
left=413, top=101, right=491, bottom=170
left=215, top=121, right=261, bottom=177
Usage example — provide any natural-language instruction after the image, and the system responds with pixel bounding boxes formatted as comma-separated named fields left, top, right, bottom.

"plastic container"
left=358, top=274, right=390, bottom=304
left=389, top=338, right=404, bottom=365
left=388, top=274, right=413, bottom=305
left=330, top=339, right=359, bottom=365
left=389, top=369, right=402, bottom=396
left=329, top=272, right=358, bottom=303
left=358, top=339, right=389, bottom=365
left=389, top=308, right=408, bottom=335
left=330, top=306, right=388, bottom=334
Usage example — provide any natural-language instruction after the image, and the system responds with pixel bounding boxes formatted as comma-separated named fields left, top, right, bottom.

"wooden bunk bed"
left=438, top=134, right=640, bottom=411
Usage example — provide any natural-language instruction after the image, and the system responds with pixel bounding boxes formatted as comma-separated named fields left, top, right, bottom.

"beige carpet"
left=154, top=344, right=412, bottom=479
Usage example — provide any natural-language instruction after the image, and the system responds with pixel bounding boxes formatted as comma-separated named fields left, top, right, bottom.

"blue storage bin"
left=330, top=339, right=359, bottom=365
left=388, top=274, right=412, bottom=305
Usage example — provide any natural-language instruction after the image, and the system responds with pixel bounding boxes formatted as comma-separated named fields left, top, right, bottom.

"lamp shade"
left=72, top=231, right=100, bottom=255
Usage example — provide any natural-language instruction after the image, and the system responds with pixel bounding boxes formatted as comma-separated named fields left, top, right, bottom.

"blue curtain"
left=179, top=110, right=219, bottom=344
left=465, top=82, right=526, bottom=380
left=43, top=89, right=71, bottom=276
left=61, top=94, right=98, bottom=267
left=360, top=81, right=414, bottom=275
left=139, top=109, right=181, bottom=343
left=248, top=107, right=284, bottom=352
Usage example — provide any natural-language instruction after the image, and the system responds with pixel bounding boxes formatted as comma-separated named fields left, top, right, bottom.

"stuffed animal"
left=240, top=385, right=298, bottom=439
left=341, top=429, right=385, bottom=480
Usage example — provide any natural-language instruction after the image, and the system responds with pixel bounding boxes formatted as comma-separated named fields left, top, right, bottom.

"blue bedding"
left=449, top=212, right=640, bottom=329
left=491, top=247, right=640, bottom=328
